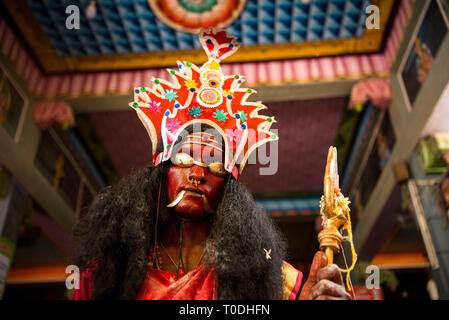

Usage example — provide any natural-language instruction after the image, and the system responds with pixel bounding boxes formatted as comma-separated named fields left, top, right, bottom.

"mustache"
left=183, top=187, right=204, bottom=195
left=166, top=188, right=214, bottom=214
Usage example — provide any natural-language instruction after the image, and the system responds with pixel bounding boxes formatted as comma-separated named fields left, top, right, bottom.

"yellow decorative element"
left=263, top=248, right=272, bottom=260
left=61, top=120, right=69, bottom=130
left=198, top=88, right=222, bottom=106
left=281, top=261, right=300, bottom=300
left=354, top=102, right=364, bottom=112
left=201, top=70, right=223, bottom=84
left=53, top=153, right=65, bottom=191
left=223, top=90, right=233, bottom=97
left=339, top=205, right=357, bottom=291
left=318, top=146, right=357, bottom=291
left=3, top=0, right=394, bottom=73
left=208, top=61, right=221, bottom=70
left=184, top=79, right=198, bottom=89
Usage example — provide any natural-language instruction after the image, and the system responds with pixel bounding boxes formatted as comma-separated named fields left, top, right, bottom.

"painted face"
left=167, top=143, right=227, bottom=221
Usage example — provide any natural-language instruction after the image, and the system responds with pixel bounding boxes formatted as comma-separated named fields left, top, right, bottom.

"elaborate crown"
left=129, top=29, right=278, bottom=180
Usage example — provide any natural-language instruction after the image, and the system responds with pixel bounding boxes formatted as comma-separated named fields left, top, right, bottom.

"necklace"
left=148, top=242, right=163, bottom=269
left=149, top=241, right=206, bottom=272
left=160, top=242, right=180, bottom=270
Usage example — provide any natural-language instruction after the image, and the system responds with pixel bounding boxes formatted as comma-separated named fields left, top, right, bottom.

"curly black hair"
left=73, top=161, right=286, bottom=299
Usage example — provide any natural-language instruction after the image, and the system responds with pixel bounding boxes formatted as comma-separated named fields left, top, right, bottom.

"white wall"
left=422, top=81, right=449, bottom=137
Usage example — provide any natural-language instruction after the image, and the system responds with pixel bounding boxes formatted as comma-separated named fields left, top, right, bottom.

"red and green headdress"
left=129, top=28, right=278, bottom=180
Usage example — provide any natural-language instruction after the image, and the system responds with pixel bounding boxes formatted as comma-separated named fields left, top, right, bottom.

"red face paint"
left=167, top=143, right=227, bottom=221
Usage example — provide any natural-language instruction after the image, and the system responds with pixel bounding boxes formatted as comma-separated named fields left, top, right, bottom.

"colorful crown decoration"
left=129, top=28, right=278, bottom=180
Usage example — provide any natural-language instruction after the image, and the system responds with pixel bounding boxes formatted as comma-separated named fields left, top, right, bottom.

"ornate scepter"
left=318, top=147, right=357, bottom=290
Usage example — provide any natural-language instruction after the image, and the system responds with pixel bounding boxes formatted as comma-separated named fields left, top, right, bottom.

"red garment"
left=72, top=262, right=301, bottom=300
left=71, top=261, right=98, bottom=300
left=71, top=263, right=216, bottom=300
left=137, top=265, right=217, bottom=300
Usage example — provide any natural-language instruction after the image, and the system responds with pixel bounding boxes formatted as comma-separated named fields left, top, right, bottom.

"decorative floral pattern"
left=148, top=101, right=162, bottom=113
left=225, top=128, right=240, bottom=142
left=164, top=89, right=178, bottom=102
left=213, top=109, right=228, bottom=122
left=148, top=0, right=247, bottom=34
left=187, top=106, right=203, bottom=118
left=198, top=88, right=221, bottom=106
left=184, top=79, right=198, bottom=90
left=167, top=119, right=181, bottom=132
left=236, top=110, right=248, bottom=122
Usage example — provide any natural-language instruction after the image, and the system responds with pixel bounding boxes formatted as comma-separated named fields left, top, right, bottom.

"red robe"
left=72, top=261, right=302, bottom=300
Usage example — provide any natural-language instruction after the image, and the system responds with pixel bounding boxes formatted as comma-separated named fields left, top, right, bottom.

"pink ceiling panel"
left=240, top=98, right=346, bottom=193
left=89, top=111, right=154, bottom=178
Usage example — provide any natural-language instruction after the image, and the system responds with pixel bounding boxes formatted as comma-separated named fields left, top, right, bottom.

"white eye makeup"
left=172, top=152, right=228, bottom=177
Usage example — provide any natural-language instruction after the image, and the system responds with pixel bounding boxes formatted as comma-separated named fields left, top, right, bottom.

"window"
left=34, top=131, right=80, bottom=210
left=359, top=112, right=396, bottom=207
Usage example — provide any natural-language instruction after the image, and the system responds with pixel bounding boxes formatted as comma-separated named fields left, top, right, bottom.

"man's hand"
left=298, top=251, right=352, bottom=300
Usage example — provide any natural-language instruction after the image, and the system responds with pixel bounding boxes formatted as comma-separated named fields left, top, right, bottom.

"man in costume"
left=72, top=29, right=351, bottom=300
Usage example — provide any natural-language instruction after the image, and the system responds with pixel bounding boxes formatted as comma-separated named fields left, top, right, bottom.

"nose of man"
left=188, top=164, right=206, bottom=185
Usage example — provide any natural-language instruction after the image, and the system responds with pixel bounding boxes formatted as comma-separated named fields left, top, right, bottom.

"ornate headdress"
left=129, top=29, right=278, bottom=180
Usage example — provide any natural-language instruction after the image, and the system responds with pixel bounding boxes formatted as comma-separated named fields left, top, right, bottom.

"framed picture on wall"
left=399, top=0, right=448, bottom=110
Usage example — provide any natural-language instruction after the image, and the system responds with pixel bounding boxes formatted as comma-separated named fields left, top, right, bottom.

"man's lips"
left=180, top=187, right=204, bottom=196
left=184, top=192, right=203, bottom=199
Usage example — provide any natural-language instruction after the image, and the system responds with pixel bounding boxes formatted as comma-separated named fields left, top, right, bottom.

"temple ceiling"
left=2, top=0, right=395, bottom=73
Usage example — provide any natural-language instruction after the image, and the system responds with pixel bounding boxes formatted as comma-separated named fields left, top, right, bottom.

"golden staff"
left=318, top=147, right=357, bottom=288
